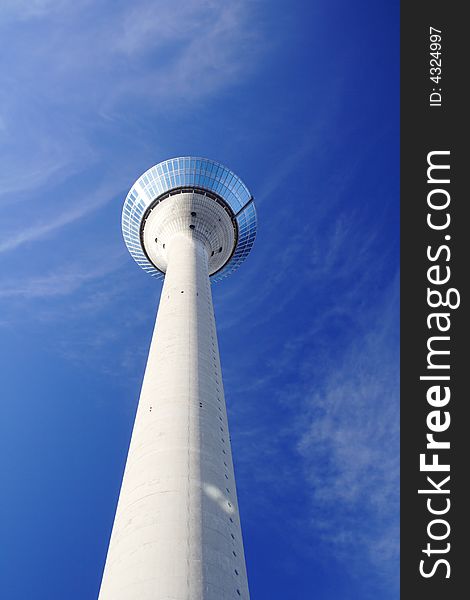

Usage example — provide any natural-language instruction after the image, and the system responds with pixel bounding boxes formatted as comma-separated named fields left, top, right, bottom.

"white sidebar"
left=98, top=231, right=250, bottom=600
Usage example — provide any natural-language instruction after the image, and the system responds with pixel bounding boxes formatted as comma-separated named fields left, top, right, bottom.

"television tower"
left=98, top=157, right=257, bottom=600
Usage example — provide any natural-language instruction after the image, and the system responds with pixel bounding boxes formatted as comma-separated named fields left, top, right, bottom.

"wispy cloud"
left=113, top=0, right=227, bottom=56
left=0, top=0, right=265, bottom=237
left=0, top=178, right=125, bottom=254
left=2, top=1, right=262, bottom=114
left=98, top=1, right=263, bottom=115
left=294, top=276, right=399, bottom=582
left=0, top=111, right=96, bottom=201
left=219, top=188, right=399, bottom=588
left=0, top=251, right=125, bottom=298
left=0, top=0, right=70, bottom=21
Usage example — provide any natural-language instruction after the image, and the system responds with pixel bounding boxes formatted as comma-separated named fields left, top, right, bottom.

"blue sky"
left=0, top=1, right=399, bottom=598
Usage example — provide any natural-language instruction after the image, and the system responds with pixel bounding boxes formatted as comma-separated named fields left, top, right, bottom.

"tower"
left=98, top=157, right=257, bottom=600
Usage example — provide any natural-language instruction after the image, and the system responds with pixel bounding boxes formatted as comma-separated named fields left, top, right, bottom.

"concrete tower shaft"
left=99, top=206, right=250, bottom=599
left=99, top=158, right=256, bottom=600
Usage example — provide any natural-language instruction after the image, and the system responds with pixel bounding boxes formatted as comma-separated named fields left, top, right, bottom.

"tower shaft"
left=99, top=232, right=250, bottom=600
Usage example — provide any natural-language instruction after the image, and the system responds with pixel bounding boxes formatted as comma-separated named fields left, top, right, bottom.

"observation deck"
left=122, top=157, right=257, bottom=283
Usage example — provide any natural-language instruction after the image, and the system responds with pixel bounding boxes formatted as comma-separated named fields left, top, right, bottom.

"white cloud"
left=113, top=0, right=219, bottom=56
left=0, top=252, right=125, bottom=298
left=98, top=1, right=262, bottom=114
left=0, top=178, right=125, bottom=254
left=0, top=0, right=66, bottom=20
left=296, top=279, right=399, bottom=579
left=0, top=0, right=265, bottom=228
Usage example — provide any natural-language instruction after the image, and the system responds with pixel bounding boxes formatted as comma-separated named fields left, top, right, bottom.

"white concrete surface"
left=142, top=191, right=236, bottom=277
left=99, top=195, right=250, bottom=600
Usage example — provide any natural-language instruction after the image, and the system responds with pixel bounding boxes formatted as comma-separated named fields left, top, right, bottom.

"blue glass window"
left=122, top=157, right=257, bottom=282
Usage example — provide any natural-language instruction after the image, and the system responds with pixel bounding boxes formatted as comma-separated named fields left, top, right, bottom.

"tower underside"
left=99, top=192, right=250, bottom=600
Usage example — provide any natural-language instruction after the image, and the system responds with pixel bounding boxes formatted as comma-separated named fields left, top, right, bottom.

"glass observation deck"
left=122, top=157, right=257, bottom=283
